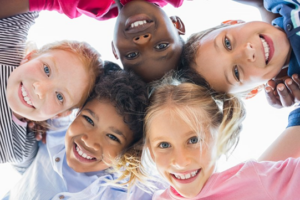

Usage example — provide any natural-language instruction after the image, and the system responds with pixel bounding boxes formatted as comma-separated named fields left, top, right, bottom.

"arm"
left=233, top=0, right=279, bottom=24
left=0, top=0, right=29, bottom=19
left=259, top=107, right=300, bottom=161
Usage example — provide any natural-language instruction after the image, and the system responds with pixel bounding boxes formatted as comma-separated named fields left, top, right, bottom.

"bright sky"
left=0, top=0, right=294, bottom=197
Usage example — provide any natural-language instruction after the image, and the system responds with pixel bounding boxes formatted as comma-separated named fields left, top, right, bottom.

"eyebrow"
left=214, top=36, right=220, bottom=52
left=109, top=127, right=127, bottom=141
left=84, top=108, right=99, bottom=121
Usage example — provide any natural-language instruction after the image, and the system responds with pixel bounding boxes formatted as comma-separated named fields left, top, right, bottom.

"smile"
left=125, top=14, right=153, bottom=33
left=260, top=35, right=274, bottom=64
left=172, top=169, right=200, bottom=180
left=73, top=143, right=97, bottom=163
left=19, top=83, right=35, bottom=108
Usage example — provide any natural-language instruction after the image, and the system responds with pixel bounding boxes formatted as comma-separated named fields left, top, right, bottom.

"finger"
left=267, top=79, right=276, bottom=90
left=42, top=135, right=47, bottom=144
left=285, top=78, right=300, bottom=103
left=265, top=85, right=282, bottom=108
left=292, top=74, right=300, bottom=87
left=35, top=132, right=42, bottom=141
left=277, top=83, right=294, bottom=107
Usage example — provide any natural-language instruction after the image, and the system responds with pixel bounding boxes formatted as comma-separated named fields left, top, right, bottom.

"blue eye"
left=155, top=43, right=169, bottom=50
left=56, top=92, right=64, bottom=102
left=83, top=115, right=94, bottom=126
left=125, top=52, right=139, bottom=59
left=44, top=65, right=50, bottom=76
left=159, top=142, right=171, bottom=149
left=188, top=137, right=199, bottom=144
left=224, top=37, right=232, bottom=50
left=233, top=66, right=240, bottom=81
left=107, top=134, right=120, bottom=143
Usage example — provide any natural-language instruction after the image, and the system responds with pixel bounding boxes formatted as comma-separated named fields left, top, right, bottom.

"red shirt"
left=29, top=0, right=184, bottom=21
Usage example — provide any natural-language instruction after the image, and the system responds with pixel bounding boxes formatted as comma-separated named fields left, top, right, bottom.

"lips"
left=73, top=143, right=98, bottom=163
left=18, top=83, right=35, bottom=108
left=260, top=34, right=274, bottom=64
left=125, top=14, right=154, bottom=34
left=171, top=169, right=201, bottom=184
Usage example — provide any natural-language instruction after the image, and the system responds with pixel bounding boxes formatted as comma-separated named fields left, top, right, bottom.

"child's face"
left=65, top=99, right=133, bottom=173
left=113, top=1, right=183, bottom=82
left=192, top=21, right=290, bottom=93
left=6, top=50, right=89, bottom=121
left=148, top=110, right=216, bottom=198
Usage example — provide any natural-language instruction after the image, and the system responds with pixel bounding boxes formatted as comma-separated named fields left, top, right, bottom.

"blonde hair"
left=26, top=40, right=103, bottom=108
left=145, top=71, right=246, bottom=158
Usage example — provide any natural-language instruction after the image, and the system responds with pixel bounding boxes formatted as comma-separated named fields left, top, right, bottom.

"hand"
left=27, top=121, right=47, bottom=144
left=265, top=74, right=300, bottom=108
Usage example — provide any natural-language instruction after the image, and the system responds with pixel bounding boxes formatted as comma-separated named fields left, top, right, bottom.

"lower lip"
left=171, top=169, right=201, bottom=184
left=262, top=35, right=274, bottom=63
left=18, top=83, right=34, bottom=108
left=73, top=143, right=96, bottom=163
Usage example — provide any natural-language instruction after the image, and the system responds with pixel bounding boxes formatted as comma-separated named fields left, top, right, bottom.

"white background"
left=0, top=0, right=294, bottom=197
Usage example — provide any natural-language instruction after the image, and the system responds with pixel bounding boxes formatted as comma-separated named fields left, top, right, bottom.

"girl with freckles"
left=0, top=12, right=102, bottom=171
left=136, top=71, right=300, bottom=199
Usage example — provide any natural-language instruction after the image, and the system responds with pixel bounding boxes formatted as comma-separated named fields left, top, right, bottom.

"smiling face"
left=148, top=109, right=216, bottom=198
left=65, top=99, right=133, bottom=173
left=6, top=50, right=89, bottom=121
left=192, top=21, right=290, bottom=93
left=113, top=1, right=184, bottom=82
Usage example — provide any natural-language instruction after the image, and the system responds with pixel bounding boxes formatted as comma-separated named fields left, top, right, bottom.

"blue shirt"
left=264, top=0, right=300, bottom=76
left=4, top=116, right=160, bottom=200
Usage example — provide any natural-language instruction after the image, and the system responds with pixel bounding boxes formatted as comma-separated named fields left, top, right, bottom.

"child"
left=2, top=0, right=186, bottom=82
left=183, top=0, right=300, bottom=107
left=140, top=71, right=300, bottom=199
left=4, top=68, right=153, bottom=200
left=0, top=12, right=102, bottom=168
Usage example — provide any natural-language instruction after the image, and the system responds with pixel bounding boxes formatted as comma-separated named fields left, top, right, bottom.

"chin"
left=178, top=188, right=201, bottom=198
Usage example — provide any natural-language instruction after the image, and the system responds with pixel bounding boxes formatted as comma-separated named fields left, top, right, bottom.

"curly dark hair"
left=88, top=66, right=149, bottom=146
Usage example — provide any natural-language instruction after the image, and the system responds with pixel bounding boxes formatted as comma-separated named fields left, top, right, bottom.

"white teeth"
left=76, top=146, right=94, bottom=160
left=260, top=37, right=270, bottom=62
left=21, top=86, right=33, bottom=106
left=173, top=170, right=199, bottom=180
left=130, top=20, right=147, bottom=28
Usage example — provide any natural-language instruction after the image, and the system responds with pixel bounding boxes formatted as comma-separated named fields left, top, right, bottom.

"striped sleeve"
left=0, top=12, right=39, bottom=167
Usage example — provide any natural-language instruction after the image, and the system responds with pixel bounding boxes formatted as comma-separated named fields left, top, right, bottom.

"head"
left=184, top=21, right=291, bottom=94
left=144, top=71, right=245, bottom=198
left=7, top=40, right=102, bottom=121
left=65, top=69, right=149, bottom=173
left=112, top=0, right=185, bottom=82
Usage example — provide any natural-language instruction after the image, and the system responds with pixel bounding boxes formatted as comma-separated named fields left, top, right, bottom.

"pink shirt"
left=29, top=0, right=184, bottom=21
left=154, top=158, right=300, bottom=200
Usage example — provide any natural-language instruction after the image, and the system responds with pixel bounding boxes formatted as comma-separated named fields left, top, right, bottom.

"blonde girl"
left=1, top=12, right=101, bottom=169
left=142, top=71, right=300, bottom=199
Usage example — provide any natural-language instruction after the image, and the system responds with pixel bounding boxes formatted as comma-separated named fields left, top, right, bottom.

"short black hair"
left=89, top=64, right=149, bottom=146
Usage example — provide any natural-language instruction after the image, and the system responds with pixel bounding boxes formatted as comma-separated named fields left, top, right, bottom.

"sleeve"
left=254, top=158, right=300, bottom=199
left=0, top=12, right=39, bottom=171
left=29, top=0, right=117, bottom=21
left=286, top=107, right=300, bottom=128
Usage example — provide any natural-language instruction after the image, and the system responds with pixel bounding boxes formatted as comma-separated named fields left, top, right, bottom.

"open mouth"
left=259, top=35, right=274, bottom=65
left=73, top=143, right=97, bottom=163
left=171, top=169, right=201, bottom=184
left=125, top=14, right=154, bottom=33
left=19, top=83, right=35, bottom=108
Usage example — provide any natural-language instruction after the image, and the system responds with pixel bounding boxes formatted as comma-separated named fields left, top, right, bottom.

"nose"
left=171, top=147, right=191, bottom=169
left=81, top=134, right=101, bottom=151
left=33, top=81, right=52, bottom=99
left=243, top=42, right=256, bottom=62
left=133, top=33, right=151, bottom=45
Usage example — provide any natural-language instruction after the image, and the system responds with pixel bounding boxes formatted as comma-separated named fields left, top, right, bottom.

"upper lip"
left=75, top=142, right=99, bottom=160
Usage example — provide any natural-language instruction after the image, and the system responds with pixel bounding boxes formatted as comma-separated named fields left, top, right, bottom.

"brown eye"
left=125, top=52, right=139, bottom=59
left=155, top=43, right=169, bottom=50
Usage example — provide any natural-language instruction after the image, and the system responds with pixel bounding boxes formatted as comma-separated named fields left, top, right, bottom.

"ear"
left=20, top=50, right=36, bottom=65
left=170, top=16, right=185, bottom=35
left=111, top=41, right=119, bottom=60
